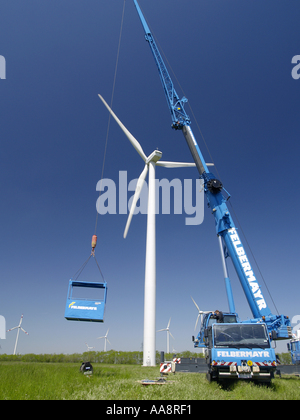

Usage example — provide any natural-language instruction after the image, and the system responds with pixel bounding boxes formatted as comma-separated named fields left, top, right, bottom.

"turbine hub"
left=146, top=150, right=162, bottom=164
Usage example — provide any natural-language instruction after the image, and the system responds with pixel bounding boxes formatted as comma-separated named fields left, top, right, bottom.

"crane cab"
left=193, top=312, right=237, bottom=348
left=64, top=280, right=107, bottom=322
left=205, top=312, right=237, bottom=328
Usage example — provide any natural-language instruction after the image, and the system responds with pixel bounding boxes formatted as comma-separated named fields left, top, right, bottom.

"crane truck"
left=132, top=0, right=292, bottom=382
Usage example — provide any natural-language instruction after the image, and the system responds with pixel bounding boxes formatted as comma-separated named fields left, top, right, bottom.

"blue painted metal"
left=218, top=235, right=236, bottom=314
left=288, top=339, right=300, bottom=364
left=222, top=227, right=271, bottom=319
left=209, top=323, right=277, bottom=381
left=133, top=0, right=291, bottom=340
left=194, top=312, right=238, bottom=349
left=133, top=0, right=190, bottom=130
left=225, top=277, right=236, bottom=314
left=65, top=280, right=107, bottom=322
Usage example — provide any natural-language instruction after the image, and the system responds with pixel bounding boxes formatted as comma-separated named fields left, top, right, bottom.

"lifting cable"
left=72, top=251, right=105, bottom=282
left=71, top=1, right=126, bottom=281
left=94, top=0, right=126, bottom=236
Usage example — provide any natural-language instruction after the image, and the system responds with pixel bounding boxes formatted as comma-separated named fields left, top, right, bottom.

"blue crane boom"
left=133, top=0, right=291, bottom=340
left=134, top=3, right=191, bottom=131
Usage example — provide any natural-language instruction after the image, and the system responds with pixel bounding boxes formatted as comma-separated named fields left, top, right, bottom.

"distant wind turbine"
left=97, top=328, right=110, bottom=352
left=85, top=342, right=95, bottom=351
left=157, top=318, right=174, bottom=354
left=191, top=297, right=213, bottom=331
left=7, top=314, right=29, bottom=355
left=191, top=297, right=213, bottom=354
left=98, top=94, right=198, bottom=366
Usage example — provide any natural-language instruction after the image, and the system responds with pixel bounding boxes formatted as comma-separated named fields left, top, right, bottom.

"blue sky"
left=1, top=0, right=299, bottom=355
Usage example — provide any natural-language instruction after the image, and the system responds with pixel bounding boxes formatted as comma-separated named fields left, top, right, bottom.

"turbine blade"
left=194, top=314, right=200, bottom=331
left=98, top=94, right=147, bottom=161
left=107, top=339, right=111, bottom=345
left=157, top=161, right=214, bottom=167
left=191, top=296, right=200, bottom=312
left=191, top=296, right=201, bottom=331
left=123, top=164, right=148, bottom=238
left=157, top=328, right=167, bottom=332
left=97, top=336, right=105, bottom=339
left=6, top=326, right=18, bottom=332
left=167, top=318, right=171, bottom=328
left=169, top=332, right=175, bottom=340
left=20, top=328, right=28, bottom=335
left=157, top=161, right=196, bottom=168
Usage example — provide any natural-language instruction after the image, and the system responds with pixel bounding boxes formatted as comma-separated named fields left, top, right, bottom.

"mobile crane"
left=133, top=0, right=292, bottom=382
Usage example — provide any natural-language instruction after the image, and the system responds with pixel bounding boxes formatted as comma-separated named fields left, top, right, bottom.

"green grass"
left=0, top=362, right=300, bottom=400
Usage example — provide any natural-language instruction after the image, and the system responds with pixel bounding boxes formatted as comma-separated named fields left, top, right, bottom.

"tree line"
left=0, top=350, right=292, bottom=364
left=0, top=350, right=203, bottom=364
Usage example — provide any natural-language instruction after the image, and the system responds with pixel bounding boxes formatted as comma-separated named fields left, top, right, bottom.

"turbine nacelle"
left=146, top=150, right=162, bottom=164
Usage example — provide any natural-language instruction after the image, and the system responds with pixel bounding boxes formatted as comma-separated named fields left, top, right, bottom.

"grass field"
left=0, top=362, right=300, bottom=400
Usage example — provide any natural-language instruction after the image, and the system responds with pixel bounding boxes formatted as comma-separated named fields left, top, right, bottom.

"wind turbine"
left=191, top=297, right=213, bottom=354
left=157, top=317, right=174, bottom=354
left=97, top=328, right=110, bottom=352
left=191, top=296, right=212, bottom=331
left=6, top=314, right=29, bottom=355
left=98, top=94, right=196, bottom=366
left=85, top=342, right=95, bottom=351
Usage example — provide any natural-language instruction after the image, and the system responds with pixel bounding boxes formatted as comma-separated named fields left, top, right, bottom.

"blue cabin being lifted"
left=65, top=280, right=108, bottom=322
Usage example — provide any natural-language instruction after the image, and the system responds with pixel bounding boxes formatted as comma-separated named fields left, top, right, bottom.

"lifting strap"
left=72, top=248, right=104, bottom=282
